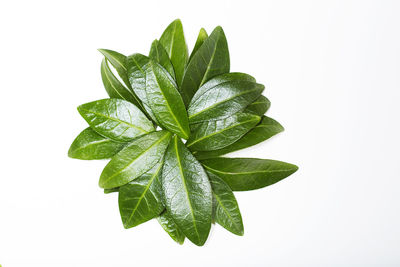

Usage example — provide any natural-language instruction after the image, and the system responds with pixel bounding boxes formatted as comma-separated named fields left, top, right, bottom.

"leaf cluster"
left=68, top=19, right=298, bottom=246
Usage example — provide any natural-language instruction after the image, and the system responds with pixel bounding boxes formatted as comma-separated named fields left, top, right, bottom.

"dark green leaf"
left=98, top=49, right=130, bottom=88
left=149, top=39, right=175, bottom=79
left=188, top=28, right=208, bottom=62
left=99, top=131, right=172, bottom=189
left=126, top=53, right=159, bottom=123
left=100, top=59, right=143, bottom=110
left=145, top=61, right=190, bottom=139
left=186, top=113, right=260, bottom=151
left=161, top=135, right=212, bottom=246
left=201, top=158, right=298, bottom=191
left=180, top=26, right=230, bottom=106
left=244, top=95, right=271, bottom=116
left=104, top=187, right=119, bottom=194
left=159, top=19, right=188, bottom=87
left=68, top=127, right=126, bottom=160
left=77, top=99, right=154, bottom=142
left=187, top=77, right=264, bottom=124
left=119, top=161, right=164, bottom=228
left=158, top=210, right=185, bottom=244
left=208, top=172, right=244, bottom=236
left=194, top=116, right=284, bottom=159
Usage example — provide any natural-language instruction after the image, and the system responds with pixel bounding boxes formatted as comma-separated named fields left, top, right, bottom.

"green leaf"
left=77, top=99, right=154, bottom=142
left=68, top=127, right=126, bottom=160
left=158, top=210, right=185, bottom=244
left=194, top=116, right=285, bottom=159
left=149, top=39, right=175, bottom=79
left=104, top=187, right=119, bottom=194
left=186, top=113, right=261, bottom=151
left=126, top=53, right=159, bottom=123
left=208, top=172, right=244, bottom=236
left=100, top=59, right=144, bottom=110
left=180, top=26, right=230, bottom=106
left=244, top=95, right=271, bottom=116
left=161, top=135, right=212, bottom=246
left=98, top=49, right=130, bottom=88
left=99, top=130, right=172, bottom=189
left=201, top=158, right=298, bottom=191
left=188, top=28, right=208, bottom=62
left=187, top=76, right=264, bottom=124
left=159, top=19, right=188, bottom=87
left=145, top=61, right=190, bottom=139
left=119, top=161, right=164, bottom=228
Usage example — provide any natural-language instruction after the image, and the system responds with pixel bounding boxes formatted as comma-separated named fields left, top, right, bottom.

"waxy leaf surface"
left=186, top=113, right=260, bottom=151
left=68, top=127, right=125, bottom=160
left=145, top=61, right=190, bottom=139
left=99, top=131, right=172, bottom=189
left=159, top=19, right=188, bottom=87
left=194, top=116, right=284, bottom=159
left=100, top=59, right=143, bottom=110
left=208, top=172, right=244, bottom=236
left=158, top=210, right=185, bottom=244
left=98, top=49, right=130, bottom=88
left=119, top=161, right=164, bottom=228
left=188, top=28, right=208, bottom=62
left=161, top=136, right=212, bottom=246
left=180, top=26, right=230, bottom=106
left=244, top=95, right=271, bottom=116
left=188, top=79, right=264, bottom=124
left=78, top=99, right=154, bottom=142
left=202, top=158, right=298, bottom=191
left=149, top=39, right=175, bottom=79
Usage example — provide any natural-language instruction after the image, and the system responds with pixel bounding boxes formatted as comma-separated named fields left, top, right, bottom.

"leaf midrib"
left=213, top=192, right=241, bottom=233
left=199, top=34, right=219, bottom=86
left=103, top=50, right=127, bottom=71
left=203, top=164, right=293, bottom=176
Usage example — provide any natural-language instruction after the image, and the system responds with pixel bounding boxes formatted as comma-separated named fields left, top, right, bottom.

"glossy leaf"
left=158, top=210, right=185, bottom=244
left=98, top=49, right=130, bottom=88
left=180, top=26, right=230, bottom=106
left=126, top=53, right=159, bottom=123
left=188, top=28, right=208, bottom=62
left=119, top=161, right=164, bottom=228
left=186, top=113, right=261, bottom=151
left=161, top=135, right=212, bottom=246
left=100, top=59, right=143, bottom=110
left=68, top=127, right=126, bottom=160
left=202, top=158, right=298, bottom=191
left=149, top=39, right=175, bottom=79
left=99, top=131, right=172, bottom=189
left=187, top=78, right=264, bottom=124
left=244, top=95, right=271, bottom=116
left=104, top=188, right=119, bottom=194
left=159, top=19, right=188, bottom=87
left=145, top=61, right=190, bottom=139
left=208, top=172, right=244, bottom=236
left=194, top=116, right=284, bottom=159
left=77, top=99, right=154, bottom=142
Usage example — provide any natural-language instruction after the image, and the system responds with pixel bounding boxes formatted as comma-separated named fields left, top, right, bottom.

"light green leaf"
left=201, top=158, right=298, bottom=191
left=187, top=76, right=264, bottom=124
left=98, top=49, right=130, bottom=88
left=187, top=113, right=260, bottom=151
left=188, top=28, right=208, bottom=62
left=244, top=95, right=271, bottom=116
left=68, top=127, right=126, bottom=160
left=77, top=99, right=154, bottom=142
left=161, top=135, right=212, bottom=246
left=208, top=172, right=244, bottom=236
left=145, top=61, right=190, bottom=139
left=100, top=59, right=144, bottom=111
left=149, top=39, right=175, bottom=79
left=194, top=116, right=284, bottom=159
left=158, top=210, right=185, bottom=244
left=119, top=161, right=164, bottom=228
left=159, top=19, right=188, bottom=87
left=180, top=26, right=230, bottom=106
left=99, top=131, right=172, bottom=189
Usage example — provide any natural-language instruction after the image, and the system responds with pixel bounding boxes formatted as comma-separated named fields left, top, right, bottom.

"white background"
left=1, top=0, right=399, bottom=266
